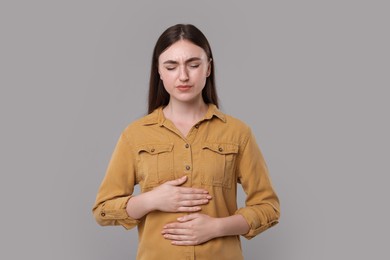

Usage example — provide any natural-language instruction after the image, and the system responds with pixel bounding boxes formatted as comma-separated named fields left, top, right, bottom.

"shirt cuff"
left=95, top=196, right=141, bottom=230
left=235, top=206, right=279, bottom=240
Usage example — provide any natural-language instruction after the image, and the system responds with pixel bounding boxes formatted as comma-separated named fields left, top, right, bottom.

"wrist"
left=143, top=189, right=158, bottom=212
left=212, top=215, right=250, bottom=238
left=213, top=217, right=224, bottom=238
left=126, top=191, right=156, bottom=219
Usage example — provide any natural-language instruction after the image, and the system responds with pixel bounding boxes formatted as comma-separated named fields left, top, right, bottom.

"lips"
left=176, top=85, right=192, bottom=91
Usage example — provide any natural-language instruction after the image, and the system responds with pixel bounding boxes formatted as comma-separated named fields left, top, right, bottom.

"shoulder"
left=209, top=104, right=250, bottom=132
left=219, top=110, right=252, bottom=135
left=118, top=109, right=164, bottom=146
left=208, top=108, right=253, bottom=146
left=122, top=112, right=157, bottom=133
left=132, top=112, right=158, bottom=126
left=225, top=114, right=250, bottom=130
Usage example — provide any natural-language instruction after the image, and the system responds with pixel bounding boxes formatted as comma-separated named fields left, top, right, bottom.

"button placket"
left=183, top=142, right=192, bottom=174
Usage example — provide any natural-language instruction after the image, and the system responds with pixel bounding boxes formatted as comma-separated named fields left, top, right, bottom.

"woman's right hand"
left=126, top=176, right=211, bottom=219
left=150, top=176, right=212, bottom=213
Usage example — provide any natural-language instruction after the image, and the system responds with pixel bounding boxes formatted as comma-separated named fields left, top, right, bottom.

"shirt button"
left=185, top=144, right=189, bottom=148
left=218, top=147, right=223, bottom=152
left=195, top=124, right=199, bottom=128
left=101, top=212, right=106, bottom=217
left=185, top=165, right=191, bottom=171
left=151, top=148, right=155, bottom=153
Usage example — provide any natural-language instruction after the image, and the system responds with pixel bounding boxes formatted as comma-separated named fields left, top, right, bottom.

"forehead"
left=159, top=40, right=207, bottom=62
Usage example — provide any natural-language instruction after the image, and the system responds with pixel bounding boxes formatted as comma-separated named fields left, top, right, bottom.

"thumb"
left=177, top=213, right=200, bottom=222
left=165, top=175, right=187, bottom=186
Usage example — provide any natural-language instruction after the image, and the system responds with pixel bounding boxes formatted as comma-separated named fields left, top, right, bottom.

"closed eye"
left=189, top=64, right=200, bottom=68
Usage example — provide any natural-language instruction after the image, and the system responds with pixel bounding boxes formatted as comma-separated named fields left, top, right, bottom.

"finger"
left=178, top=187, right=210, bottom=194
left=177, top=213, right=200, bottom=222
left=164, top=176, right=187, bottom=186
left=180, top=199, right=210, bottom=207
left=162, top=232, right=199, bottom=245
left=163, top=233, right=192, bottom=241
left=176, top=206, right=202, bottom=212
left=180, top=193, right=212, bottom=200
left=163, top=222, right=186, bottom=229
left=161, top=227, right=189, bottom=235
left=171, top=240, right=197, bottom=246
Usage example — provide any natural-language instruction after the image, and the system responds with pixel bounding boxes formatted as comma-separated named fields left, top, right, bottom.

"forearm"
left=126, top=191, right=156, bottom=219
left=214, top=214, right=250, bottom=237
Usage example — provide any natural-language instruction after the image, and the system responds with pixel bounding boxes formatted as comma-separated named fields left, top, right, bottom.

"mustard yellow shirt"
left=92, top=104, right=280, bottom=260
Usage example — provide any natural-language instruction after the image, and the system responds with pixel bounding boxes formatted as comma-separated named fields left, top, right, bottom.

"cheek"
left=158, top=69, right=164, bottom=80
left=159, top=73, right=175, bottom=91
left=193, top=70, right=208, bottom=83
left=160, top=73, right=173, bottom=84
left=158, top=67, right=169, bottom=81
left=159, top=70, right=168, bottom=82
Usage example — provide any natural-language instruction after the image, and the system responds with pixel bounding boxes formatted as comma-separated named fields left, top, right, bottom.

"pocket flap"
left=202, top=142, right=239, bottom=155
left=137, top=143, right=174, bottom=154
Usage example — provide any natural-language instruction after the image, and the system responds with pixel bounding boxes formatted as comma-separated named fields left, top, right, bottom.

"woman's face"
left=158, top=40, right=211, bottom=105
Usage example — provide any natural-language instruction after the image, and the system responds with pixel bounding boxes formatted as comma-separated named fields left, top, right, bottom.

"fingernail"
left=207, top=195, right=212, bottom=199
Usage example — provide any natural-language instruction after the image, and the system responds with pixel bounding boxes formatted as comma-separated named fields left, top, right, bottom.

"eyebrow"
left=162, top=57, right=202, bottom=65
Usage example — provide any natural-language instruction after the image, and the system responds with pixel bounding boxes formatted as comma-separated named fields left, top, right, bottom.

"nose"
left=179, top=66, right=189, bottom=82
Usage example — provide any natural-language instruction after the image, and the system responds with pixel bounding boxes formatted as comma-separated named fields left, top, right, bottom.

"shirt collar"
left=204, top=104, right=226, bottom=122
left=141, top=103, right=226, bottom=126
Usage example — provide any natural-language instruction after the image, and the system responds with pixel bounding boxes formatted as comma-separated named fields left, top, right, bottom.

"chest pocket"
left=136, top=143, right=174, bottom=190
left=201, top=142, right=239, bottom=189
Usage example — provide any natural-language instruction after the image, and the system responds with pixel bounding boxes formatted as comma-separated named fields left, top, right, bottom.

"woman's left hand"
left=161, top=213, right=219, bottom=245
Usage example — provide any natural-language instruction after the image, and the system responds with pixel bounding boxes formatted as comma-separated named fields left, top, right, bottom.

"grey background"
left=1, top=0, right=389, bottom=259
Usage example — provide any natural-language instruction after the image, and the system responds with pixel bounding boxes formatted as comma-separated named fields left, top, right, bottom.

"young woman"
left=93, top=24, right=280, bottom=260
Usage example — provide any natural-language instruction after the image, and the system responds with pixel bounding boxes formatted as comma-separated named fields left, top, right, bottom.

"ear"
left=206, top=58, right=212, bottom=77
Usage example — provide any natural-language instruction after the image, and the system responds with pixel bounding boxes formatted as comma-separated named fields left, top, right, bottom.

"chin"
left=171, top=94, right=203, bottom=104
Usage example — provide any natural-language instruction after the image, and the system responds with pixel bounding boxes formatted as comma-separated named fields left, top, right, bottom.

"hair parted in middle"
left=148, top=24, right=218, bottom=114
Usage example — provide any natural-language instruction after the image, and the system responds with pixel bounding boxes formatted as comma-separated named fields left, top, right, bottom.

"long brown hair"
left=148, top=24, right=218, bottom=114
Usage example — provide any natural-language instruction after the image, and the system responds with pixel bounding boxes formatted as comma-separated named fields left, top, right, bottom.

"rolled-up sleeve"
left=235, top=127, right=280, bottom=239
left=92, top=131, right=140, bottom=230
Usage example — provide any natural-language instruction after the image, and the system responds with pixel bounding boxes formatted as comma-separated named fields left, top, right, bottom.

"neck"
left=163, top=99, right=208, bottom=123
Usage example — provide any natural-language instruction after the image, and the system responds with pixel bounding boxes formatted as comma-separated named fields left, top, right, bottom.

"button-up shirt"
left=92, top=104, right=280, bottom=260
